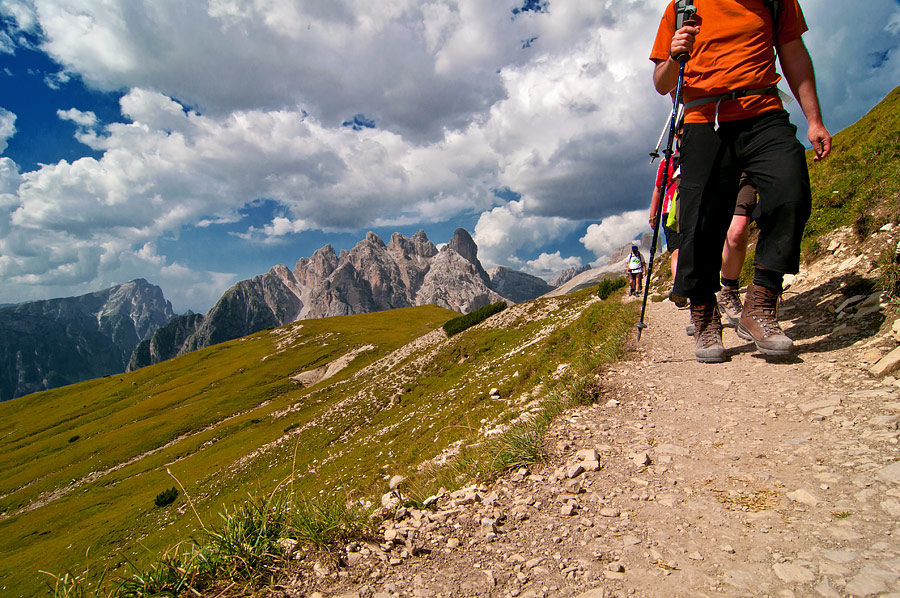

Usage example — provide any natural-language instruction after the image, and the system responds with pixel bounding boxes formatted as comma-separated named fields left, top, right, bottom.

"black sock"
left=753, top=268, right=783, bottom=293
left=720, top=276, right=739, bottom=289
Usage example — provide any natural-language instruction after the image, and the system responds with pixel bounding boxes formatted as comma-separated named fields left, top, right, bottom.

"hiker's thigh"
left=674, top=123, right=742, bottom=298
left=741, top=111, right=811, bottom=273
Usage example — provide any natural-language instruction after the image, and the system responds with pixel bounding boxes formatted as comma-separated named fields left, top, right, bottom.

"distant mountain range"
left=0, top=279, right=174, bottom=401
left=128, top=228, right=552, bottom=370
left=1, top=226, right=651, bottom=400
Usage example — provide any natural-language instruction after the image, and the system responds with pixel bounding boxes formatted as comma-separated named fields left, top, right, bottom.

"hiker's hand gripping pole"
left=637, top=1, right=695, bottom=341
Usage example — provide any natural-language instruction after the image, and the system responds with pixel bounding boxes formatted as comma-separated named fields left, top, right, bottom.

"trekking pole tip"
left=635, top=321, right=647, bottom=341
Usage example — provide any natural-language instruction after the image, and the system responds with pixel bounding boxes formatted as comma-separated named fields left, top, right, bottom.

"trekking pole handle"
left=673, top=5, right=697, bottom=63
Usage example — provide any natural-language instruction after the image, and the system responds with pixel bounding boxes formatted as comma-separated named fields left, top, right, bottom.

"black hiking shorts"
left=673, top=110, right=811, bottom=299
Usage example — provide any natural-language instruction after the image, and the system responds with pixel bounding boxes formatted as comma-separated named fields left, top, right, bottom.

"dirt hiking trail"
left=279, top=226, right=900, bottom=598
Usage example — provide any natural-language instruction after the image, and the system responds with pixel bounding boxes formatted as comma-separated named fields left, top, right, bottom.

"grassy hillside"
left=0, top=292, right=635, bottom=596
left=803, top=84, right=900, bottom=254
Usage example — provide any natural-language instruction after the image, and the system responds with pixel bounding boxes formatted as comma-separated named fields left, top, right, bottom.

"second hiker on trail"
left=626, top=245, right=647, bottom=297
left=649, top=0, right=831, bottom=363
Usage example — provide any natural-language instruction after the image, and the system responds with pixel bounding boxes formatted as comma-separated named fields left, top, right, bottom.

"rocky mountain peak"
left=365, top=231, right=386, bottom=248
left=388, top=231, right=438, bottom=261
left=448, top=228, right=479, bottom=265
left=448, top=228, right=490, bottom=286
left=550, top=265, right=591, bottom=288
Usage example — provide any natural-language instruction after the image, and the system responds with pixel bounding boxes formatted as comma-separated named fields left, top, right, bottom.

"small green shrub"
left=154, top=487, right=179, bottom=508
left=67, top=435, right=80, bottom=443
left=597, top=277, right=627, bottom=300
left=443, top=302, right=507, bottom=337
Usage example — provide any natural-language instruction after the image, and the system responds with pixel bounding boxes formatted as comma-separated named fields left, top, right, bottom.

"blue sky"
left=1, top=1, right=899, bottom=313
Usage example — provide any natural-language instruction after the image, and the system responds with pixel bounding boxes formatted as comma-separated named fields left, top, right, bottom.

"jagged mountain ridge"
left=549, top=264, right=591, bottom=288
left=129, top=228, right=552, bottom=370
left=0, top=279, right=174, bottom=401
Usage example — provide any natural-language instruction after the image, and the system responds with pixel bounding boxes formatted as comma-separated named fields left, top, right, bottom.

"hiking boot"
left=690, top=299, right=725, bottom=363
left=669, top=291, right=688, bottom=308
left=737, top=283, right=793, bottom=356
left=717, top=284, right=742, bottom=327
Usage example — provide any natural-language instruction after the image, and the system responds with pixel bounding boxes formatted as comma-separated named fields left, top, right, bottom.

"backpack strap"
left=764, top=0, right=780, bottom=43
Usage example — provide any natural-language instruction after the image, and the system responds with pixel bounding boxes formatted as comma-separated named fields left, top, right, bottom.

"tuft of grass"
left=832, top=511, right=853, bottom=520
left=876, top=239, right=900, bottom=301
left=42, top=566, right=112, bottom=598
left=290, top=493, right=372, bottom=553
left=44, top=488, right=372, bottom=597
left=487, top=417, right=550, bottom=474
left=203, top=489, right=290, bottom=584
left=117, top=546, right=207, bottom=598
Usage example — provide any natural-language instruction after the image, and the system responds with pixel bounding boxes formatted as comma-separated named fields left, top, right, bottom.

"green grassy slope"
left=0, top=293, right=636, bottom=596
left=803, top=84, right=900, bottom=253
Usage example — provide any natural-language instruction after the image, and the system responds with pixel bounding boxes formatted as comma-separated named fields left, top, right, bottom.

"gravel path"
left=280, top=227, right=900, bottom=598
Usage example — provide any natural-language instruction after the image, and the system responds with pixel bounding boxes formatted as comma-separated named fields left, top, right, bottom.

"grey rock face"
left=448, top=228, right=491, bottom=285
left=0, top=279, right=175, bottom=401
left=416, top=247, right=506, bottom=313
left=488, top=266, right=554, bottom=304
left=550, top=265, right=590, bottom=288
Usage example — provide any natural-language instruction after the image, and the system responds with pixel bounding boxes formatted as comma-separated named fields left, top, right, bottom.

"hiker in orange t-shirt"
left=649, top=0, right=831, bottom=363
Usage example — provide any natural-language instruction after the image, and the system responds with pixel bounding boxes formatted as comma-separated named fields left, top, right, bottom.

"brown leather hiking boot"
left=737, top=283, right=793, bottom=356
left=690, top=298, right=725, bottom=363
left=717, top=284, right=742, bottom=328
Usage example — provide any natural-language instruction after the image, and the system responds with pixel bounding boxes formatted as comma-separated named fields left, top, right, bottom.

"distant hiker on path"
left=650, top=0, right=831, bottom=362
left=626, top=246, right=647, bottom=297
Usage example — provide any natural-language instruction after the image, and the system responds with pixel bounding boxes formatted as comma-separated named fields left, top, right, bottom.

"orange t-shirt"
left=649, top=0, right=808, bottom=124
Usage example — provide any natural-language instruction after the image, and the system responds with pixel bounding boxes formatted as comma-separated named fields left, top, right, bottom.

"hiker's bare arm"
left=649, top=185, right=662, bottom=227
left=778, top=37, right=832, bottom=160
left=653, top=25, right=699, bottom=94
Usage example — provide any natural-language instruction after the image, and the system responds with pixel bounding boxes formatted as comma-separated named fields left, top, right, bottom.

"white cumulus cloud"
left=579, top=209, right=648, bottom=266
left=0, top=108, right=16, bottom=153
left=0, top=0, right=897, bottom=309
left=473, top=199, right=580, bottom=268
left=524, top=251, right=582, bottom=280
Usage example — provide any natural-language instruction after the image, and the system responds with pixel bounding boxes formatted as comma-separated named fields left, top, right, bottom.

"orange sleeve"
left=649, top=2, right=676, bottom=63
left=775, top=0, right=808, bottom=46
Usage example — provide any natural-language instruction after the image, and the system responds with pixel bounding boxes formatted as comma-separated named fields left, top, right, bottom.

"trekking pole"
left=649, top=102, right=683, bottom=164
left=637, top=0, right=696, bottom=341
